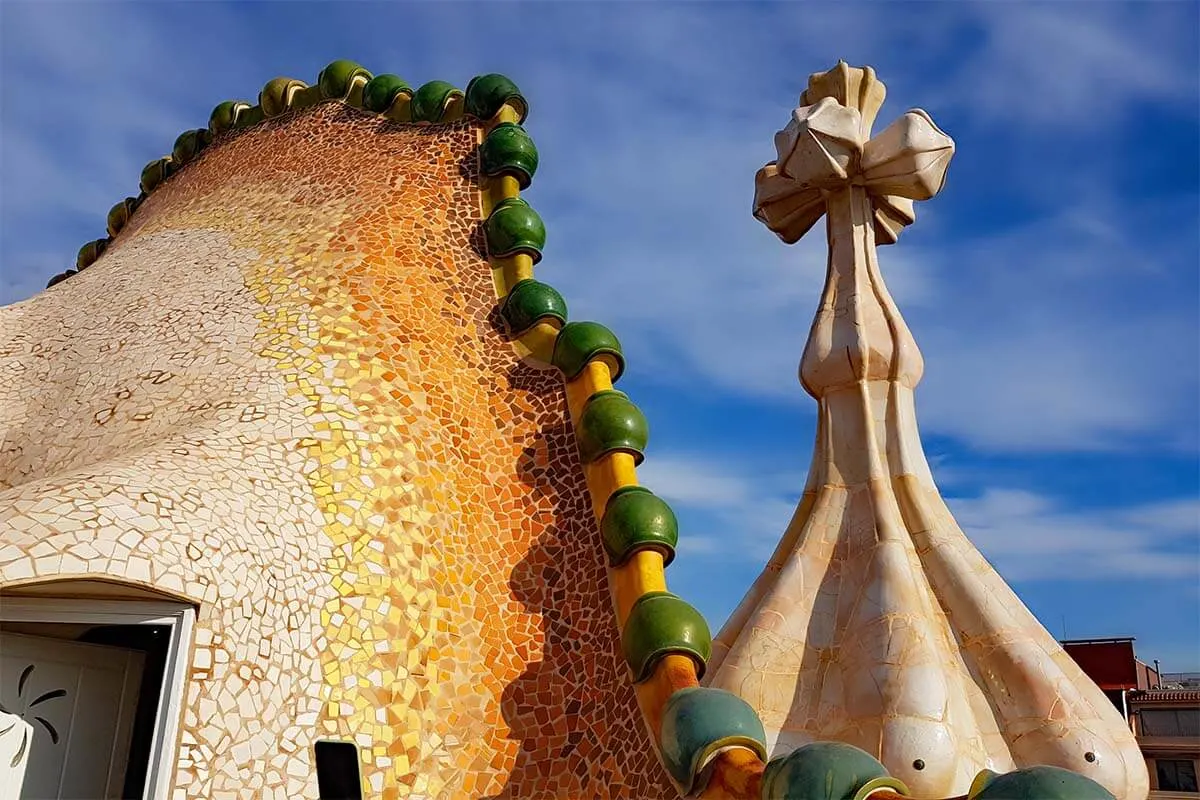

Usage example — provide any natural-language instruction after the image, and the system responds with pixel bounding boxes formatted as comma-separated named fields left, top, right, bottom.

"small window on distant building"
left=315, top=740, right=363, bottom=800
left=1157, top=759, right=1199, bottom=792
left=1142, top=708, right=1200, bottom=737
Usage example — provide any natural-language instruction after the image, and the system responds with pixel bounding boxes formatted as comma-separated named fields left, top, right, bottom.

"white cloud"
left=644, top=453, right=1200, bottom=585
left=910, top=200, right=1199, bottom=453
left=637, top=456, right=802, bottom=561
left=1121, top=498, right=1200, bottom=532
left=0, top=0, right=1193, bottom=664
left=510, top=9, right=1196, bottom=457
left=938, top=3, right=1199, bottom=126
left=637, top=456, right=755, bottom=509
left=552, top=149, right=1196, bottom=454
left=949, top=490, right=1200, bottom=581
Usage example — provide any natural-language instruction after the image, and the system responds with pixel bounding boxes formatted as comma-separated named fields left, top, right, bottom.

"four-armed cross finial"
left=748, top=62, right=957, bottom=399
left=713, top=62, right=1148, bottom=800
left=753, top=61, right=954, bottom=246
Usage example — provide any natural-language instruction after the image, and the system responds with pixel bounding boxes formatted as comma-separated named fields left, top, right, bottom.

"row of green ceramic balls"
left=45, top=61, right=527, bottom=287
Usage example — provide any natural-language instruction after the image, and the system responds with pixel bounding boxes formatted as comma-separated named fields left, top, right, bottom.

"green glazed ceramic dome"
left=480, top=123, right=539, bottom=189
left=171, top=129, right=212, bottom=167
left=600, top=486, right=678, bottom=566
left=576, top=390, right=648, bottom=465
left=465, top=73, right=528, bottom=122
left=659, top=687, right=767, bottom=794
left=551, top=321, right=624, bottom=381
left=106, top=197, right=140, bottom=238
left=621, top=592, right=711, bottom=682
left=484, top=197, right=546, bottom=262
left=410, top=80, right=463, bottom=123
left=761, top=742, right=908, bottom=800
left=317, top=59, right=372, bottom=100
left=208, top=100, right=251, bottom=135
left=259, top=77, right=308, bottom=117
left=232, top=105, right=265, bottom=130
left=76, top=239, right=108, bottom=270
left=500, top=279, right=566, bottom=333
left=362, top=74, right=412, bottom=113
left=970, top=766, right=1116, bottom=800
left=139, top=157, right=174, bottom=194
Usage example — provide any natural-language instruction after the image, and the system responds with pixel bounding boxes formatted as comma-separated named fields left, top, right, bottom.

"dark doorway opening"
left=0, top=620, right=170, bottom=799
left=79, top=624, right=171, bottom=799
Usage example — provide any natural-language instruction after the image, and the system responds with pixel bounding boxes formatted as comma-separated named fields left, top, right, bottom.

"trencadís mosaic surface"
left=0, top=90, right=673, bottom=799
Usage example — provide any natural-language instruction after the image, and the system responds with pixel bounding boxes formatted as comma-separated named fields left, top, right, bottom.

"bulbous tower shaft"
left=706, top=62, right=1148, bottom=800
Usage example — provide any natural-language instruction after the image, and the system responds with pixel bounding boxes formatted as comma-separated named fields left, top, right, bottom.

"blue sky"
left=2, top=2, right=1197, bottom=671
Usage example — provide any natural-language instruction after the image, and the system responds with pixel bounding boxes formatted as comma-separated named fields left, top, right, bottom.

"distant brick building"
left=1132, top=690, right=1200, bottom=797
left=1063, top=638, right=1200, bottom=797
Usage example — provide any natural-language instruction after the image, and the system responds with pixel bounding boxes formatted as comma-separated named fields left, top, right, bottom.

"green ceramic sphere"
left=464, top=73, right=528, bottom=122
left=659, top=687, right=767, bottom=794
left=46, top=271, right=73, bottom=288
left=106, top=197, right=139, bottom=238
left=76, top=239, right=108, bottom=270
left=500, top=279, right=566, bottom=333
left=761, top=742, right=907, bottom=800
left=318, top=60, right=373, bottom=99
left=971, top=766, right=1115, bottom=800
left=171, top=129, right=212, bottom=167
left=551, top=321, right=624, bottom=381
left=600, top=486, right=678, bottom=566
left=480, top=123, right=539, bottom=189
left=140, top=157, right=175, bottom=194
left=484, top=197, right=545, bottom=262
left=576, top=390, right=648, bottom=465
left=410, top=80, right=463, bottom=123
left=621, top=592, right=711, bottom=683
left=362, top=74, right=412, bottom=113
left=260, top=77, right=307, bottom=117
left=208, top=100, right=251, bottom=135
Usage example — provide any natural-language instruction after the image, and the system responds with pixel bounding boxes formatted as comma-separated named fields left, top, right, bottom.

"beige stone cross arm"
left=753, top=61, right=954, bottom=246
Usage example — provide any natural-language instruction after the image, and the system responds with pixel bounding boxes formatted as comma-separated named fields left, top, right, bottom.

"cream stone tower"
left=705, top=62, right=1150, bottom=800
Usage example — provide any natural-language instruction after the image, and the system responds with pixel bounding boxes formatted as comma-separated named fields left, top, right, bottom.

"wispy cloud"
left=637, top=455, right=802, bottom=561
left=1, top=3, right=1193, bottom=493
left=488, top=6, right=1197, bottom=456
left=642, top=453, right=1199, bottom=584
left=949, top=489, right=1200, bottom=581
left=938, top=3, right=1199, bottom=127
left=553, top=149, right=1197, bottom=454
